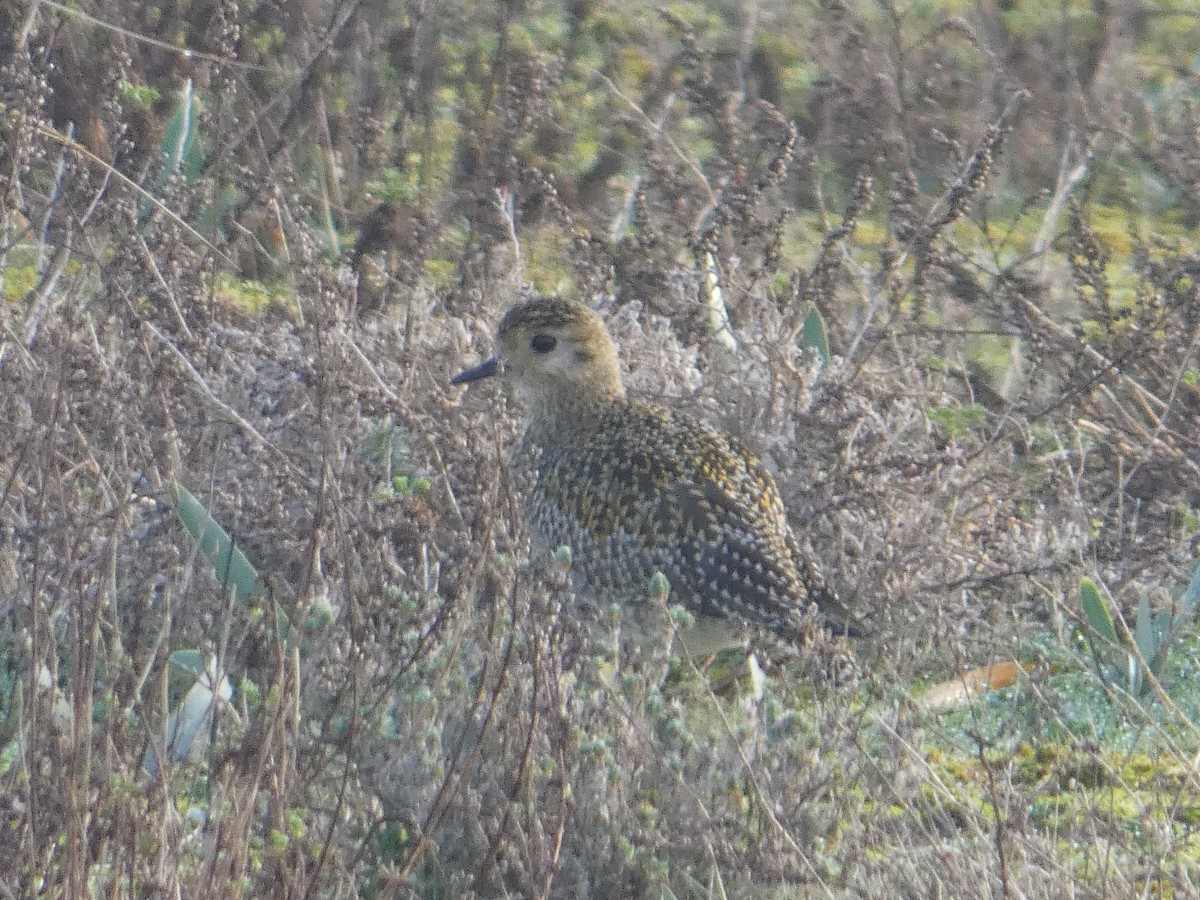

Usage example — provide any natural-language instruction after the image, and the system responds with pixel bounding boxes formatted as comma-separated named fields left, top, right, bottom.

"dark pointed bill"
left=450, top=356, right=500, bottom=385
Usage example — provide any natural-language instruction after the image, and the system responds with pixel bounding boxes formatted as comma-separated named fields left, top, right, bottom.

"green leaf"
left=169, top=481, right=263, bottom=605
left=145, top=653, right=232, bottom=773
left=1175, top=556, right=1200, bottom=627
left=161, top=79, right=199, bottom=179
left=1132, top=593, right=1155, bottom=694
left=800, top=305, right=830, bottom=368
left=1134, top=593, right=1155, bottom=659
left=1080, top=578, right=1118, bottom=645
left=0, top=678, right=23, bottom=748
left=168, top=649, right=207, bottom=680
left=139, top=81, right=202, bottom=223
left=649, top=571, right=671, bottom=603
left=1149, top=611, right=1175, bottom=680
left=1126, top=652, right=1142, bottom=696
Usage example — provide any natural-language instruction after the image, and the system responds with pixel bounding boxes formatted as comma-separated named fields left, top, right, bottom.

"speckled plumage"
left=452, top=297, right=861, bottom=658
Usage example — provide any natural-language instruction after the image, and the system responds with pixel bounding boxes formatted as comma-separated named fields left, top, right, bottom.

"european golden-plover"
left=452, top=297, right=863, bottom=661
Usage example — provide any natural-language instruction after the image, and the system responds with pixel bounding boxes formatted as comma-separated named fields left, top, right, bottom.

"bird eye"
left=530, top=334, right=557, bottom=354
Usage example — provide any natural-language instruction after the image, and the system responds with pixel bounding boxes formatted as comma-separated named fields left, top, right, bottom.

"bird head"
left=451, top=298, right=625, bottom=405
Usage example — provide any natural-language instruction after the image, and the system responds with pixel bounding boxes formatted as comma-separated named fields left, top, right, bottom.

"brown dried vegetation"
left=1, top=1, right=1199, bottom=897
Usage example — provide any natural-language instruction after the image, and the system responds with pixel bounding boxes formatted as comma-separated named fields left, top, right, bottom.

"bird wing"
left=646, top=420, right=823, bottom=632
left=656, top=411, right=867, bottom=637
left=552, top=405, right=826, bottom=635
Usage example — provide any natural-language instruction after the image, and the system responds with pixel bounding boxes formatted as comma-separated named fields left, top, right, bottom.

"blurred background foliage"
left=5, top=0, right=1197, bottom=284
